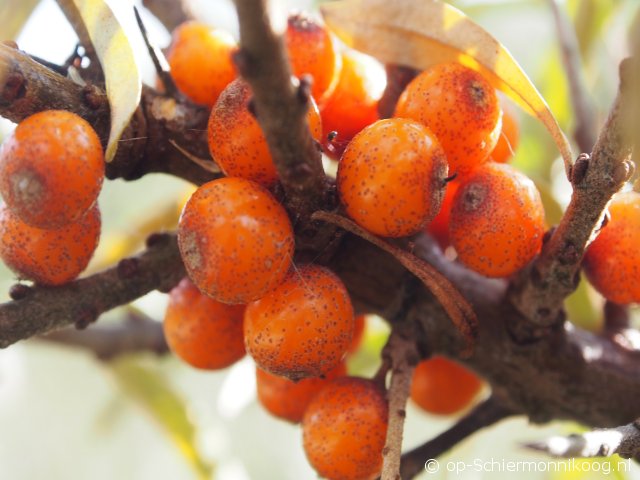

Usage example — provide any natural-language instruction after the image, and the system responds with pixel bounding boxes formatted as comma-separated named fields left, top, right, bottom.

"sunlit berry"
left=164, top=277, right=245, bottom=369
left=584, top=191, right=640, bottom=304
left=208, top=78, right=322, bottom=186
left=411, top=356, right=483, bottom=415
left=427, top=179, right=459, bottom=249
left=303, top=377, right=388, bottom=480
left=244, top=264, right=354, bottom=380
left=450, top=162, right=545, bottom=277
left=256, top=362, right=346, bottom=423
left=286, top=12, right=341, bottom=104
left=337, top=118, right=448, bottom=237
left=0, top=203, right=100, bottom=285
left=166, top=21, right=237, bottom=106
left=491, top=94, right=520, bottom=163
left=0, top=110, right=104, bottom=229
left=177, top=177, right=294, bottom=304
left=320, top=49, right=385, bottom=159
left=394, top=62, right=502, bottom=176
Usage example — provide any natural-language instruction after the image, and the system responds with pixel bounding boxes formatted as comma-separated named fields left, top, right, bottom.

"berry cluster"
left=0, top=110, right=104, bottom=285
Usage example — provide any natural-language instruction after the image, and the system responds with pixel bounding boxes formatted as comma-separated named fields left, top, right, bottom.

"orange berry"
left=394, top=63, right=502, bottom=176
left=244, top=264, right=354, bottom=380
left=320, top=49, right=385, bottom=159
left=584, top=191, right=640, bottom=304
left=208, top=78, right=322, bottom=186
left=303, top=377, right=388, bottom=480
left=427, top=180, right=459, bottom=249
left=411, top=356, right=483, bottom=415
left=163, top=277, right=245, bottom=369
left=337, top=118, right=448, bottom=238
left=166, top=21, right=237, bottom=106
left=0, top=203, right=100, bottom=285
left=0, top=110, right=104, bottom=229
left=286, top=12, right=340, bottom=104
left=491, top=94, right=520, bottom=163
left=177, top=177, right=294, bottom=304
left=450, top=162, right=545, bottom=277
left=348, top=314, right=366, bottom=354
left=256, top=362, right=346, bottom=423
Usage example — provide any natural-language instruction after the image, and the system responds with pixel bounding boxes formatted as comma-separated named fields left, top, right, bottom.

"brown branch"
left=377, top=64, right=418, bottom=119
left=549, top=0, right=598, bottom=153
left=509, top=60, right=635, bottom=340
left=0, top=43, right=218, bottom=186
left=400, top=396, right=513, bottom=479
left=380, top=327, right=420, bottom=480
left=233, top=0, right=327, bottom=214
left=39, top=311, right=168, bottom=360
left=0, top=234, right=183, bottom=348
left=526, top=419, right=640, bottom=459
left=142, top=0, right=192, bottom=33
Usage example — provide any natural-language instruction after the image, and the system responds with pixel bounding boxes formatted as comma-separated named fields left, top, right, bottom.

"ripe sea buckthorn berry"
left=0, top=203, right=100, bottom=285
left=584, top=191, right=640, bottom=304
left=411, top=356, right=483, bottom=415
left=208, top=78, right=322, bottom=186
left=337, top=118, right=448, bottom=238
left=427, top=179, right=459, bottom=249
left=394, top=62, right=502, bottom=176
left=256, top=362, right=346, bottom=423
left=491, top=94, right=520, bottom=163
left=286, top=12, right=340, bottom=104
left=0, top=110, right=104, bottom=229
left=166, top=21, right=237, bottom=107
left=164, top=277, right=245, bottom=369
left=320, top=49, right=385, bottom=159
left=302, top=377, right=388, bottom=480
left=177, top=177, right=294, bottom=304
left=244, top=264, right=354, bottom=380
left=450, top=162, right=545, bottom=278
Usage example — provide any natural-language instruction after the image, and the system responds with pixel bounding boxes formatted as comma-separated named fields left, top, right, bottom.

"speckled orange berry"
left=427, top=180, right=459, bottom=249
left=394, top=63, right=502, bottom=176
left=0, top=203, right=100, bottom=285
left=208, top=78, right=322, bottom=186
left=348, top=314, right=366, bottom=354
left=337, top=118, right=448, bottom=238
left=584, top=191, right=640, bottom=304
left=411, top=356, right=483, bottom=415
left=244, top=264, right=354, bottom=380
left=450, top=162, right=545, bottom=278
left=321, top=49, right=385, bottom=159
left=302, top=377, right=388, bottom=480
left=491, top=94, right=520, bottom=163
left=256, top=362, right=346, bottom=423
left=164, top=277, right=245, bottom=369
left=177, top=177, right=294, bottom=304
left=286, top=12, right=340, bottom=104
left=0, top=110, right=104, bottom=229
left=166, top=21, right=237, bottom=106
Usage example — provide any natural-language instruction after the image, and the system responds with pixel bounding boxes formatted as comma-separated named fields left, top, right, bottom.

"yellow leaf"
left=321, top=0, right=574, bottom=173
left=68, top=0, right=141, bottom=162
left=0, top=0, right=41, bottom=40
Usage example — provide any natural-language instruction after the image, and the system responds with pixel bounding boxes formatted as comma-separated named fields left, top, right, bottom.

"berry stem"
left=399, top=396, right=513, bottom=479
left=509, top=58, right=636, bottom=340
left=233, top=0, right=327, bottom=214
left=380, top=328, right=420, bottom=480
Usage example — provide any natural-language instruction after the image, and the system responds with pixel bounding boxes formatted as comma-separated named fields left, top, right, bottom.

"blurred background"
left=0, top=0, right=639, bottom=478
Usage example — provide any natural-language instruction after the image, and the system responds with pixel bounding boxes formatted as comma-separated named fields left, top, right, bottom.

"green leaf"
left=64, top=0, right=141, bottom=162
left=0, top=0, right=41, bottom=40
left=321, top=0, right=574, bottom=173
left=110, top=357, right=213, bottom=480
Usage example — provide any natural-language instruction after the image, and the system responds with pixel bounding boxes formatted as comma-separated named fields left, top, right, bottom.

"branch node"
left=9, top=284, right=32, bottom=301
left=570, top=153, right=589, bottom=184
left=117, top=258, right=140, bottom=279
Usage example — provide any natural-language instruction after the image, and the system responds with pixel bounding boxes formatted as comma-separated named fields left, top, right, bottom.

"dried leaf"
left=64, top=0, right=141, bottom=162
left=312, top=211, right=477, bottom=356
left=321, top=0, right=574, bottom=173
